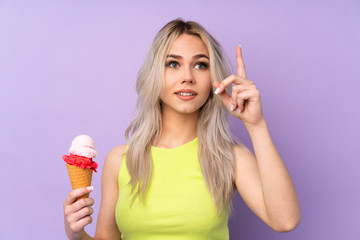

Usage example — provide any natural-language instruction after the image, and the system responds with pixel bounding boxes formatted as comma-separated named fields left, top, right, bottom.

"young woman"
left=63, top=19, right=301, bottom=240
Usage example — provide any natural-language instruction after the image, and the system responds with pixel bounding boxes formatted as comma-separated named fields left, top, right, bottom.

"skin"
left=157, top=34, right=211, bottom=146
left=63, top=34, right=301, bottom=240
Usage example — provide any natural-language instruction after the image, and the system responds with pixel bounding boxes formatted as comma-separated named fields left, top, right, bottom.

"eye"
left=195, top=62, right=209, bottom=70
left=166, top=61, right=179, bottom=68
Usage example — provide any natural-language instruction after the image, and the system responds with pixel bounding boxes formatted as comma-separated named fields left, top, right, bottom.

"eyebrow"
left=166, top=54, right=209, bottom=60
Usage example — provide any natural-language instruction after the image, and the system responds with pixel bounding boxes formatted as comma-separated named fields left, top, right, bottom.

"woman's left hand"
left=214, top=45, right=264, bottom=128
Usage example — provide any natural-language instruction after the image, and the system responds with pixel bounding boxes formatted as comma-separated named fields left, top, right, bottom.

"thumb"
left=213, top=82, right=232, bottom=110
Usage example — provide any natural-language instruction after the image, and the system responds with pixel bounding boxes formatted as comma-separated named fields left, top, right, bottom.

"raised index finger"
left=236, top=45, right=247, bottom=79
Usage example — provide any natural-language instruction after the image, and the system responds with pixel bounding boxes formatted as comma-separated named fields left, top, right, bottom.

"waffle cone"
left=66, top=163, right=93, bottom=200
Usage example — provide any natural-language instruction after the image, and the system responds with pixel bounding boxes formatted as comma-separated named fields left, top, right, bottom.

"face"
left=160, top=34, right=212, bottom=115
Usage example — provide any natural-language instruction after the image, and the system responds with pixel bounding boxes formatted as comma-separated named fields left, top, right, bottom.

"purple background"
left=0, top=0, right=359, bottom=239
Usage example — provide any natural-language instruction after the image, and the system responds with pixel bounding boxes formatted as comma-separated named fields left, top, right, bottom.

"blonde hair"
left=125, top=18, right=236, bottom=216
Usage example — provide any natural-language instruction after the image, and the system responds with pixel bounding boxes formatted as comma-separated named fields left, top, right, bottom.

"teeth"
left=177, top=93, right=195, bottom=96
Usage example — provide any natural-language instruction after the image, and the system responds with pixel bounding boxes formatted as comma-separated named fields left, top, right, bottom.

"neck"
left=154, top=107, right=199, bottom=148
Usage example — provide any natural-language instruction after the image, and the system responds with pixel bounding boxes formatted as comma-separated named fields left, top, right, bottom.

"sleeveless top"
left=115, top=137, right=229, bottom=240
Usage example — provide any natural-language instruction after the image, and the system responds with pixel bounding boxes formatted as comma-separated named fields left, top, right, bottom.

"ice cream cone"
left=66, top=163, right=93, bottom=200
left=63, top=135, right=98, bottom=200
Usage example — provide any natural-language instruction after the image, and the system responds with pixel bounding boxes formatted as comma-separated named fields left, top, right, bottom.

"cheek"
left=161, top=74, right=171, bottom=99
left=202, top=76, right=212, bottom=92
left=159, top=87, right=167, bottom=101
left=202, top=72, right=212, bottom=86
left=199, top=84, right=211, bottom=102
left=159, top=81, right=174, bottom=102
left=200, top=78, right=212, bottom=102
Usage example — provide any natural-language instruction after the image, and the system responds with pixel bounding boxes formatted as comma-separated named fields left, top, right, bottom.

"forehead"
left=168, top=34, right=209, bottom=56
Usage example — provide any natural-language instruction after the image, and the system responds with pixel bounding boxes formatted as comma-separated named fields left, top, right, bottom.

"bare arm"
left=94, top=145, right=126, bottom=239
left=233, top=120, right=301, bottom=232
left=214, top=45, right=300, bottom=232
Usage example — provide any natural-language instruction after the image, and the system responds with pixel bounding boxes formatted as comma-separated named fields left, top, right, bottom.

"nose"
left=181, top=65, right=195, bottom=84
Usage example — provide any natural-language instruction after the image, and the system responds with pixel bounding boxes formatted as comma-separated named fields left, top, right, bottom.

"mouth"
left=175, top=89, right=198, bottom=96
left=176, top=92, right=197, bottom=96
left=174, top=89, right=198, bottom=100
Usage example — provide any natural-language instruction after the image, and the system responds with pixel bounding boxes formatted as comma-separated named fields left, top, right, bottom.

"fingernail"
left=230, top=105, right=234, bottom=111
left=214, top=88, right=220, bottom=94
left=87, top=186, right=94, bottom=191
left=238, top=44, right=242, bottom=48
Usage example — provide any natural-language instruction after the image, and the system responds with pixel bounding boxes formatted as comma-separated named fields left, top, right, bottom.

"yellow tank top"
left=115, top=137, right=229, bottom=240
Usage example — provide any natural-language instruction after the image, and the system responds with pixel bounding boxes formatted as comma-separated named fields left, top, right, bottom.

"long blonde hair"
left=125, top=18, right=236, bottom=216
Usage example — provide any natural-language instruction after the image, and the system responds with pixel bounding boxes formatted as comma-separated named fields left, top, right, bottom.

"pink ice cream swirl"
left=63, top=135, right=98, bottom=172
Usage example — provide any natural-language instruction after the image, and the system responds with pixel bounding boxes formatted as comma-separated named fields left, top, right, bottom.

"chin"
left=161, top=101, right=204, bottom=115
left=172, top=105, right=201, bottom=115
left=178, top=108, right=199, bottom=115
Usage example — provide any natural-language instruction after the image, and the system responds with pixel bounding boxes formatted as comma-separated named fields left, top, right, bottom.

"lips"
left=175, top=89, right=198, bottom=96
left=175, top=89, right=198, bottom=101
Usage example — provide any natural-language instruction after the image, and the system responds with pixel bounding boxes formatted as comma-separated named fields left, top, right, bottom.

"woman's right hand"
left=63, top=186, right=95, bottom=240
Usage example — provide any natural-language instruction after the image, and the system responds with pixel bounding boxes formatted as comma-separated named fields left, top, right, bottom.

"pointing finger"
left=236, top=45, right=247, bottom=79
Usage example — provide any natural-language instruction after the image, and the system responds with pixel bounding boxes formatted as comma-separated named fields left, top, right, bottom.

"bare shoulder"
left=107, top=144, right=127, bottom=158
left=103, top=144, right=127, bottom=177
left=106, top=144, right=127, bottom=162
left=95, top=144, right=127, bottom=239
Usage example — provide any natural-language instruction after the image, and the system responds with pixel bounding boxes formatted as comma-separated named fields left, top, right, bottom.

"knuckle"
left=69, top=191, right=76, bottom=200
left=232, top=91, right=237, bottom=98
left=80, top=198, right=87, bottom=206
left=69, top=223, right=78, bottom=232
left=64, top=207, right=70, bottom=217
left=64, top=194, right=72, bottom=206
left=70, top=189, right=76, bottom=196
left=66, top=215, right=73, bottom=225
